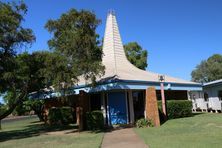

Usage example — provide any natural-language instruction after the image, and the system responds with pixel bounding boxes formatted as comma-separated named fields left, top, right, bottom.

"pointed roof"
left=78, top=11, right=198, bottom=86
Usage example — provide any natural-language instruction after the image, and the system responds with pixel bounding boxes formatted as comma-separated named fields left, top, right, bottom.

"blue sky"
left=1, top=0, right=222, bottom=103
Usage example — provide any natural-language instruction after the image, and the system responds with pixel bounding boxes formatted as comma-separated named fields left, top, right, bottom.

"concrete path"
left=101, top=128, right=148, bottom=148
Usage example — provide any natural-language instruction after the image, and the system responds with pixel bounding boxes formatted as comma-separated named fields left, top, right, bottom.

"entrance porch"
left=88, top=89, right=189, bottom=126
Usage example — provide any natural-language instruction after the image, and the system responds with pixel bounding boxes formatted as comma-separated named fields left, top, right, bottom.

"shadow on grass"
left=192, top=112, right=205, bottom=116
left=158, top=112, right=205, bottom=126
left=30, top=120, right=42, bottom=124
left=0, top=121, right=79, bottom=142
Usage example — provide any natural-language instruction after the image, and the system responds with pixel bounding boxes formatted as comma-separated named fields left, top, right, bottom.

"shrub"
left=60, top=107, right=74, bottom=124
left=48, top=107, right=73, bottom=125
left=25, top=100, right=45, bottom=121
left=158, top=100, right=192, bottom=119
left=86, top=110, right=104, bottom=130
left=136, top=118, right=154, bottom=128
left=0, top=104, right=7, bottom=116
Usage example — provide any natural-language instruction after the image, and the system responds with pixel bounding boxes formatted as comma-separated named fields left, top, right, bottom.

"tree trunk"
left=32, top=108, right=44, bottom=121
left=0, top=91, right=27, bottom=120
left=30, top=102, right=45, bottom=122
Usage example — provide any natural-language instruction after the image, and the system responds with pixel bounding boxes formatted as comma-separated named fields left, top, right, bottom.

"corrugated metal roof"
left=203, top=79, right=222, bottom=86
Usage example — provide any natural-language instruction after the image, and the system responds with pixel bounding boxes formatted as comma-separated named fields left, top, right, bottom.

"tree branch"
left=0, top=90, right=27, bottom=120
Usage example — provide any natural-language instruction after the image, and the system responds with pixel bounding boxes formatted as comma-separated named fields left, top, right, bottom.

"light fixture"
left=158, top=75, right=165, bottom=82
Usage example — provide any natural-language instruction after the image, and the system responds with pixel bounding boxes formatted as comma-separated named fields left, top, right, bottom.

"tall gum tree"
left=0, top=1, right=35, bottom=124
left=45, top=9, right=104, bottom=87
left=0, top=2, right=104, bottom=128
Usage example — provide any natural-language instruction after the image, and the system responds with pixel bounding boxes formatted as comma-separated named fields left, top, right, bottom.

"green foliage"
left=158, top=100, right=192, bottom=119
left=48, top=107, right=73, bottom=125
left=0, top=1, right=35, bottom=55
left=191, top=54, right=222, bottom=83
left=0, top=103, right=7, bottom=116
left=45, top=9, right=104, bottom=86
left=136, top=118, right=154, bottom=128
left=3, top=91, right=30, bottom=116
left=2, top=91, right=31, bottom=117
left=17, top=51, right=74, bottom=91
left=124, top=42, right=148, bottom=70
left=0, top=1, right=35, bottom=120
left=48, top=108, right=62, bottom=125
left=25, top=99, right=45, bottom=121
left=1, top=50, right=78, bottom=119
left=86, top=110, right=104, bottom=130
left=60, top=107, right=74, bottom=124
left=3, top=91, right=15, bottom=106
left=14, top=103, right=30, bottom=116
left=1, top=51, right=64, bottom=115
left=0, top=2, right=105, bottom=122
left=0, top=1, right=35, bottom=94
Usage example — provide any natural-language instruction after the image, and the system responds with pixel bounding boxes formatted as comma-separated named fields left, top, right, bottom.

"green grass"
left=0, top=117, right=104, bottom=148
left=135, top=113, right=222, bottom=148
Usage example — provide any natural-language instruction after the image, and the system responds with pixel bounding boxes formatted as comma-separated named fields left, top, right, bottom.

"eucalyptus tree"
left=45, top=9, right=104, bottom=88
left=191, top=54, right=222, bottom=83
left=0, top=1, right=35, bottom=122
left=0, top=1, right=104, bottom=127
left=124, top=42, right=148, bottom=70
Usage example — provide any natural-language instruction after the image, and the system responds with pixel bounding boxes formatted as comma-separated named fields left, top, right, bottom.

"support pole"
left=160, top=82, right=167, bottom=120
left=128, top=90, right=134, bottom=124
left=76, top=107, right=83, bottom=131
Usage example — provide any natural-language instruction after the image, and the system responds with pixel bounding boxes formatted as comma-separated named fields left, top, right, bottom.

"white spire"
left=101, top=11, right=197, bottom=84
left=77, top=11, right=198, bottom=85
left=102, top=11, right=130, bottom=76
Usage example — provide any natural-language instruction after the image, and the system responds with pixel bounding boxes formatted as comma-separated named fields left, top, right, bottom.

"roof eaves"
left=74, top=79, right=202, bottom=89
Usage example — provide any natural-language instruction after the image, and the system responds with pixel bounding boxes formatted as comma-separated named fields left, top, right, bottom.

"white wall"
left=191, top=83, right=222, bottom=112
left=204, top=85, right=222, bottom=98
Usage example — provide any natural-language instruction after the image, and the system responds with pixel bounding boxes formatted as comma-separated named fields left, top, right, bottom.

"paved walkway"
left=101, top=128, right=148, bottom=148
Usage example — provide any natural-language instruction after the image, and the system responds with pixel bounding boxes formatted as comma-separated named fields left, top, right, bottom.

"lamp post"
left=159, top=75, right=167, bottom=120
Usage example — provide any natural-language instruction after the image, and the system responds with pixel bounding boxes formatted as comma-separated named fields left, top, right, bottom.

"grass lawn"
left=0, top=117, right=104, bottom=148
left=135, top=113, right=222, bottom=148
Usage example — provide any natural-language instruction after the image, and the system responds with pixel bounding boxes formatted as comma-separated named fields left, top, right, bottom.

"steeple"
left=78, top=11, right=198, bottom=86
left=102, top=10, right=130, bottom=76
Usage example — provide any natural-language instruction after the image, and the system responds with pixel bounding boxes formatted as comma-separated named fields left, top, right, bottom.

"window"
left=199, top=91, right=204, bottom=98
left=90, top=94, right=101, bottom=111
left=204, top=93, right=209, bottom=102
left=218, top=90, right=222, bottom=101
left=133, top=91, right=145, bottom=120
left=192, top=94, right=196, bottom=100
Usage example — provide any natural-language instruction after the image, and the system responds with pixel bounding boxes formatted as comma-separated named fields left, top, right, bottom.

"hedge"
left=158, top=100, right=192, bottom=119
left=48, top=107, right=73, bottom=125
left=136, top=118, right=154, bottom=128
left=86, top=110, right=104, bottom=130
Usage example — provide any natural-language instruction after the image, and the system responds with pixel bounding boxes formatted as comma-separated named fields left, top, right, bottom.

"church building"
left=73, top=11, right=202, bottom=125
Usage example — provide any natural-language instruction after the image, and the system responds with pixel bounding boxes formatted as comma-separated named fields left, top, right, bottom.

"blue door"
left=108, top=92, right=127, bottom=125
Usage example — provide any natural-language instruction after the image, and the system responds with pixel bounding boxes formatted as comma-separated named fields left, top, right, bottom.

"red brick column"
left=145, top=87, right=160, bottom=127
left=76, top=90, right=89, bottom=131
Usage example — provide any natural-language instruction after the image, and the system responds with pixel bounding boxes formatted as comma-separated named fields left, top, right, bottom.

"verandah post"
left=145, top=87, right=160, bottom=127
